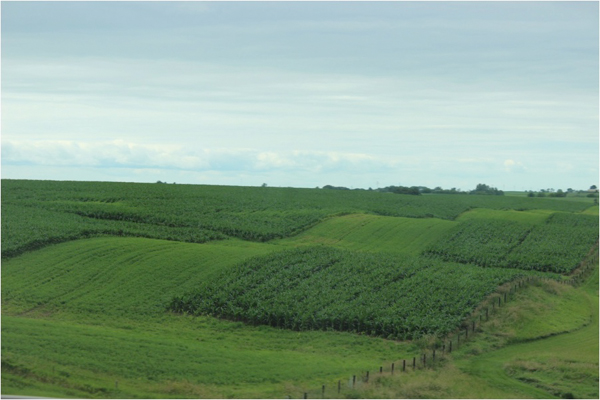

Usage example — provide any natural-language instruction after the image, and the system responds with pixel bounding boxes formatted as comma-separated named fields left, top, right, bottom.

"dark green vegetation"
left=171, top=247, right=536, bottom=339
left=424, top=212, right=598, bottom=272
left=2, top=179, right=598, bottom=398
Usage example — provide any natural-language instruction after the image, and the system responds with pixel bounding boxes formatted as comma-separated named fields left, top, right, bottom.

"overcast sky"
left=2, top=1, right=598, bottom=191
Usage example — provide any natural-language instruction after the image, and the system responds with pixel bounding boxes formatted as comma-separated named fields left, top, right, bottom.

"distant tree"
left=470, top=183, right=504, bottom=196
left=261, top=183, right=268, bottom=188
left=322, top=185, right=350, bottom=190
left=527, top=191, right=535, bottom=197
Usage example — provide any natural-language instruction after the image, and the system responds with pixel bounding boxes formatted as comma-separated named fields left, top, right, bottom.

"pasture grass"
left=1, top=311, right=419, bottom=398
left=274, top=213, right=456, bottom=255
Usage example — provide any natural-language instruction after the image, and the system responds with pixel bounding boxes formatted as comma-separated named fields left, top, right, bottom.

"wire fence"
left=294, top=246, right=598, bottom=399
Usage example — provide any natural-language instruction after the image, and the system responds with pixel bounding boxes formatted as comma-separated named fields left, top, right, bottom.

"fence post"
left=448, top=340, right=452, bottom=353
left=322, top=385, right=325, bottom=398
left=413, top=357, right=416, bottom=370
left=433, top=348, right=436, bottom=362
left=338, top=380, right=341, bottom=394
left=472, top=320, right=476, bottom=332
left=380, top=366, right=383, bottom=374
left=366, top=371, right=369, bottom=382
left=391, top=362, right=395, bottom=375
left=403, top=359, right=406, bottom=372
left=304, top=393, right=307, bottom=399
left=353, top=375, right=356, bottom=388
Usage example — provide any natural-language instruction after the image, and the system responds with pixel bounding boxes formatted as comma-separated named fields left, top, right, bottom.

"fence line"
left=296, top=247, right=598, bottom=398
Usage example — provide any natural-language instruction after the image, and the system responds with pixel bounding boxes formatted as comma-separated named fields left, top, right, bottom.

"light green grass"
left=2, top=237, right=276, bottom=316
left=453, top=266, right=599, bottom=399
left=1, top=310, right=419, bottom=398
left=582, top=204, right=599, bottom=215
left=274, top=213, right=456, bottom=255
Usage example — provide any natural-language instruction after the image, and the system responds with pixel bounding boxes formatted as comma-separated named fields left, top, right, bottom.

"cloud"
left=503, top=159, right=526, bottom=173
left=1, top=139, right=397, bottom=176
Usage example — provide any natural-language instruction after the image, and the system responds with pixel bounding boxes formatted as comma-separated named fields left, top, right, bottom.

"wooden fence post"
left=413, top=357, right=416, bottom=370
left=338, top=380, right=341, bottom=394
left=403, top=359, right=406, bottom=372
left=391, top=362, right=395, bottom=375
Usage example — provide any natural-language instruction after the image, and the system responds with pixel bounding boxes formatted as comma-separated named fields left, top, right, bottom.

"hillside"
left=1, top=179, right=598, bottom=398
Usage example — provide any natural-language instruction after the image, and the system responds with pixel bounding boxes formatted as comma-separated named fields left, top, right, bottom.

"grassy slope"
left=453, top=264, right=599, bottom=399
left=2, top=237, right=276, bottom=316
left=274, top=213, right=456, bottom=255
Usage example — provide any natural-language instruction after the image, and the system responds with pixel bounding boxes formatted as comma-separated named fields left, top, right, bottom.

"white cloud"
left=1, top=139, right=399, bottom=177
left=503, top=159, right=526, bottom=173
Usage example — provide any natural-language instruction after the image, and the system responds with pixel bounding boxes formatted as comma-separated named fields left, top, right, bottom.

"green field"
left=2, top=179, right=598, bottom=398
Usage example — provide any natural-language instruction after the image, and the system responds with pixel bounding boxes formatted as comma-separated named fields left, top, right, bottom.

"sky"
left=1, top=1, right=598, bottom=191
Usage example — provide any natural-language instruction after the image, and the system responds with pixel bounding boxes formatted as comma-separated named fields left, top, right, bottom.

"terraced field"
left=2, top=180, right=598, bottom=398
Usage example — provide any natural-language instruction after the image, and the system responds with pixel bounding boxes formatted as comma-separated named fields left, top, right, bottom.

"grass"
left=274, top=213, right=456, bottom=255
left=452, top=263, right=599, bottom=399
left=1, top=311, right=420, bottom=398
left=2, top=237, right=276, bottom=316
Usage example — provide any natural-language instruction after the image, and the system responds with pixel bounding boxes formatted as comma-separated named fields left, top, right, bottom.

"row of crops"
left=2, top=179, right=594, bottom=258
left=169, top=247, right=541, bottom=340
left=423, top=213, right=599, bottom=273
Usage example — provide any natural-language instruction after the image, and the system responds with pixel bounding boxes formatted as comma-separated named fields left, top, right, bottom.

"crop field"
left=1, top=179, right=598, bottom=398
